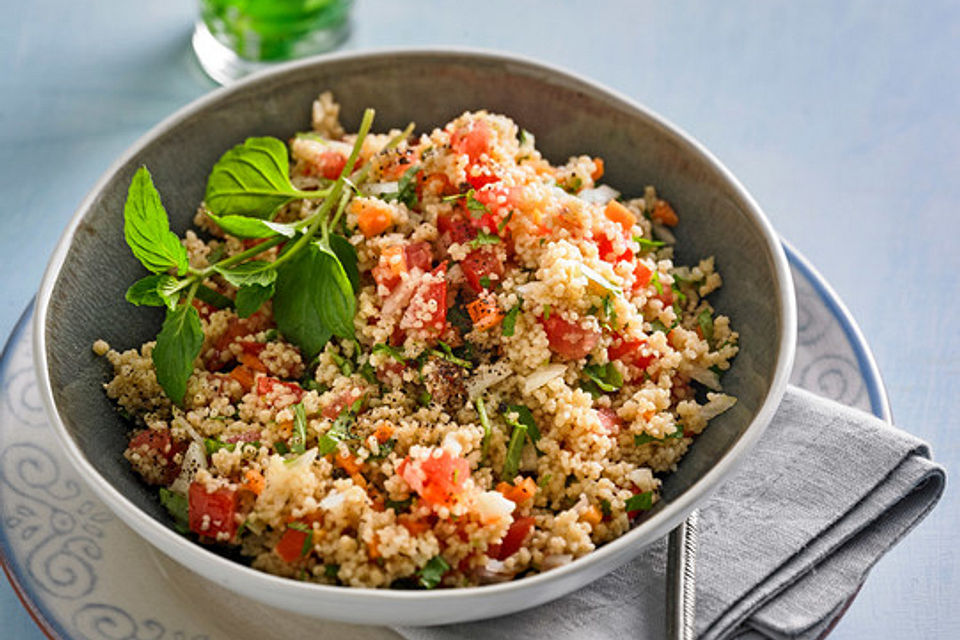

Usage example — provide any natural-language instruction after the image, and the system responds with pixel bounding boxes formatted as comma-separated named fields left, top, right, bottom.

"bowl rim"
left=32, top=46, right=796, bottom=606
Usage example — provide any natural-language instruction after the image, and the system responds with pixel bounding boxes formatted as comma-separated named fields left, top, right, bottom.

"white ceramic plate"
left=0, top=244, right=888, bottom=640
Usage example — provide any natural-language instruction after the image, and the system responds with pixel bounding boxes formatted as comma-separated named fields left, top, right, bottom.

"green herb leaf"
left=287, top=522, right=314, bottom=558
left=329, top=351, right=353, bottom=376
left=634, top=426, right=684, bottom=446
left=581, top=362, right=623, bottom=394
left=502, top=421, right=528, bottom=481
left=274, top=242, right=354, bottom=361
left=204, top=437, right=235, bottom=456
left=418, top=555, right=450, bottom=589
left=215, top=261, right=278, bottom=288
left=325, top=563, right=340, bottom=578
left=698, top=309, right=714, bottom=346
left=359, top=362, right=377, bottom=384
left=650, top=271, right=664, bottom=296
left=329, top=234, right=360, bottom=293
left=290, top=402, right=308, bottom=454
left=235, top=283, right=274, bottom=318
left=504, top=404, right=541, bottom=444
left=497, top=210, right=514, bottom=233
left=599, top=499, right=612, bottom=518
left=123, top=167, right=189, bottom=275
left=432, top=341, right=473, bottom=369
left=317, top=398, right=361, bottom=455
left=562, top=175, right=582, bottom=194
left=195, top=284, right=234, bottom=310
left=372, top=343, right=406, bottom=363
left=383, top=165, right=421, bottom=209
left=650, top=319, right=668, bottom=334
left=475, top=396, right=492, bottom=458
left=205, top=137, right=317, bottom=218
left=633, top=236, right=665, bottom=251
left=385, top=497, right=412, bottom=512
left=469, top=230, right=501, bottom=249
left=625, top=491, right=654, bottom=512
left=518, top=129, right=533, bottom=146
left=159, top=487, right=189, bottom=533
left=542, top=304, right=551, bottom=321
left=206, top=212, right=297, bottom=239
left=274, top=440, right=290, bottom=455
left=125, top=274, right=177, bottom=307
left=152, top=303, right=203, bottom=405
left=501, top=299, right=522, bottom=336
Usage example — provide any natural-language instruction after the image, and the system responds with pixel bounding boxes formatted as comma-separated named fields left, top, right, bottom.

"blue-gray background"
left=1, top=1, right=956, bottom=637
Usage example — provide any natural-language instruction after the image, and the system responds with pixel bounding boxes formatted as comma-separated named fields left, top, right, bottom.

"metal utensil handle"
left=666, top=510, right=699, bottom=640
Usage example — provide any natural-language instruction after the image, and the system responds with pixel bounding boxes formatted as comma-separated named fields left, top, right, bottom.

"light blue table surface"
left=1, top=1, right=956, bottom=637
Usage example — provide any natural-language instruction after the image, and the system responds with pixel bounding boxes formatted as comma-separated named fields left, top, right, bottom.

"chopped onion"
left=475, top=559, right=513, bottom=584
left=652, top=222, right=676, bottom=245
left=542, top=554, right=574, bottom=571
left=577, top=185, right=620, bottom=204
left=169, top=440, right=207, bottom=495
left=687, top=365, right=721, bottom=391
left=360, top=181, right=398, bottom=196
left=381, top=273, right=419, bottom=317
left=523, top=363, right=567, bottom=395
left=701, top=393, right=737, bottom=421
left=466, top=361, right=513, bottom=399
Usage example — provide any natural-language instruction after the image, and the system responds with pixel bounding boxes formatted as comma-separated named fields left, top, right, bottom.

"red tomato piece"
left=239, top=341, right=266, bottom=356
left=596, top=407, right=623, bottom=435
left=188, top=482, right=238, bottom=540
left=541, top=315, right=600, bottom=360
left=321, top=388, right=363, bottom=420
left=127, top=430, right=185, bottom=485
left=275, top=526, right=310, bottom=563
left=398, top=449, right=470, bottom=509
left=493, top=516, right=536, bottom=560
left=257, top=377, right=304, bottom=403
left=596, top=234, right=633, bottom=263
left=608, top=336, right=655, bottom=371
left=633, top=262, right=653, bottom=290
left=404, top=242, right=433, bottom=272
left=451, top=119, right=491, bottom=161
left=460, top=249, right=504, bottom=293
left=401, top=265, right=448, bottom=340
left=315, top=150, right=347, bottom=180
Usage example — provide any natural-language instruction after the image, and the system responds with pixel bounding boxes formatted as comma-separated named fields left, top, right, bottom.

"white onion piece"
left=542, top=554, right=574, bottom=571
left=381, top=272, right=419, bottom=317
left=688, top=365, right=721, bottom=391
left=169, top=440, right=207, bottom=495
left=652, top=222, right=676, bottom=245
left=701, top=393, right=737, bottom=421
left=360, top=181, right=398, bottom=196
left=523, top=363, right=567, bottom=395
left=466, top=361, right=513, bottom=399
left=578, top=184, right=620, bottom=204
left=476, top=559, right=513, bottom=584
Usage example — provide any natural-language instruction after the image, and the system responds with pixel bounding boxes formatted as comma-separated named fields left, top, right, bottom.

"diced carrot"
left=228, top=365, right=256, bottom=392
left=373, top=422, right=394, bottom=444
left=243, top=469, right=265, bottom=496
left=335, top=451, right=363, bottom=476
left=352, top=199, right=394, bottom=237
left=604, top=200, right=637, bottom=234
left=652, top=199, right=679, bottom=227
left=239, top=352, right=269, bottom=373
left=418, top=172, right=455, bottom=197
left=591, top=157, right=605, bottom=181
left=581, top=505, right=603, bottom=527
left=466, top=294, right=503, bottom=331
left=277, top=420, right=293, bottom=438
left=398, top=514, right=430, bottom=535
left=368, top=534, right=381, bottom=560
left=497, top=477, right=537, bottom=507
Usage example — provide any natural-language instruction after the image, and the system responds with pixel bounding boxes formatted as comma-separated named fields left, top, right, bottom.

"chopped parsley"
left=204, top=437, right=235, bottom=456
left=633, top=236, right=664, bottom=252
left=650, top=319, right=669, bottom=334
left=478, top=275, right=493, bottom=289
left=329, top=351, right=353, bottom=376
left=625, top=491, right=654, bottom=512
left=475, top=396, right=492, bottom=458
left=372, top=343, right=406, bottom=363
left=497, top=209, right=514, bottom=233
left=385, top=497, right=413, bottom=513
left=600, top=499, right=612, bottom=518
left=698, top=309, right=714, bottom=346
left=502, top=419, right=528, bottom=481
left=325, top=563, right=340, bottom=579
left=501, top=298, right=523, bottom=336
left=359, top=361, right=377, bottom=384
left=317, top=397, right=362, bottom=455
left=418, top=555, right=450, bottom=589
left=469, top=229, right=501, bottom=249
left=542, top=304, right=552, bottom=320
left=580, top=362, right=624, bottom=396
left=274, top=440, right=290, bottom=455
left=159, top=488, right=189, bottom=533
left=431, top=341, right=473, bottom=369
left=382, top=164, right=421, bottom=209
left=290, top=401, right=308, bottom=454
left=287, top=522, right=314, bottom=559
left=503, top=404, right=542, bottom=444
left=634, top=426, right=685, bottom=445
left=650, top=271, right=664, bottom=296
left=418, top=390, right=433, bottom=407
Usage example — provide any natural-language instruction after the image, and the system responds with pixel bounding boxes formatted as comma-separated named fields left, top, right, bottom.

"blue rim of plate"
left=0, top=242, right=892, bottom=640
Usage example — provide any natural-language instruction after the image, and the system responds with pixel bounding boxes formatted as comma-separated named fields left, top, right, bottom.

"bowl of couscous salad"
left=34, top=49, right=795, bottom=626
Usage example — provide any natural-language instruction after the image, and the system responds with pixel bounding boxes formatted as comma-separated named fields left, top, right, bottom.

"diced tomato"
left=275, top=526, right=310, bottom=563
left=398, top=449, right=470, bottom=509
left=451, top=119, right=491, bottom=161
left=438, top=213, right=477, bottom=243
left=188, top=482, right=238, bottom=540
left=373, top=242, right=431, bottom=294
left=465, top=166, right=500, bottom=190
left=470, top=185, right=522, bottom=234
left=239, top=341, right=266, bottom=356
left=257, top=376, right=304, bottom=403
left=312, top=150, right=347, bottom=180
left=321, top=388, right=363, bottom=420
left=596, top=407, right=623, bottom=435
left=608, top=336, right=655, bottom=371
left=127, top=429, right=185, bottom=485
left=541, top=314, right=600, bottom=360
left=404, top=242, right=433, bottom=272
left=400, top=265, right=448, bottom=340
left=596, top=233, right=633, bottom=264
left=460, top=249, right=504, bottom=293
left=633, top=262, right=653, bottom=290
left=492, top=516, right=535, bottom=560
left=655, top=286, right=674, bottom=307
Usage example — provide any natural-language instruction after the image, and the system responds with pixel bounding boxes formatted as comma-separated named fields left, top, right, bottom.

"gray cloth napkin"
left=395, top=385, right=946, bottom=640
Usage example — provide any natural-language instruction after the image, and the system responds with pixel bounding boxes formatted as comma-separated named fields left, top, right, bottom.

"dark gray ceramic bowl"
left=34, top=49, right=796, bottom=625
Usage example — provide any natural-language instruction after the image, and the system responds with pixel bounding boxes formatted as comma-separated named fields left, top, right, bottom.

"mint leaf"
left=625, top=491, right=654, bottom=512
left=205, top=137, right=316, bottom=218
left=125, top=274, right=177, bottom=307
left=469, top=229, right=500, bottom=249
left=195, top=284, right=234, bottom=310
left=123, top=167, right=188, bottom=275
left=215, top=261, right=277, bottom=288
left=159, top=488, right=189, bottom=533
left=152, top=304, right=203, bottom=405
left=329, top=234, right=359, bottom=293
left=206, top=212, right=298, bottom=239
left=273, top=242, right=354, bottom=360
left=235, top=283, right=274, bottom=318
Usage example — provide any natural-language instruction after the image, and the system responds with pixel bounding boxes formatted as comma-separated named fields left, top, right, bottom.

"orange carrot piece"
left=228, top=365, right=256, bottom=392
left=581, top=505, right=603, bottom=527
left=591, top=157, right=605, bottom=181
left=466, top=295, right=503, bottom=331
left=399, top=514, right=430, bottom=535
left=239, top=352, right=269, bottom=373
left=604, top=200, right=637, bottom=234
left=652, top=199, right=679, bottom=227
left=243, top=469, right=265, bottom=496
left=373, top=422, right=395, bottom=444
left=353, top=199, right=394, bottom=237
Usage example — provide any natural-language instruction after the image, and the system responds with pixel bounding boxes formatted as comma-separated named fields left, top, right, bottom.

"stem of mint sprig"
left=122, top=108, right=394, bottom=405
